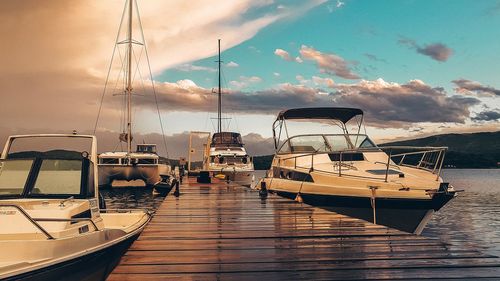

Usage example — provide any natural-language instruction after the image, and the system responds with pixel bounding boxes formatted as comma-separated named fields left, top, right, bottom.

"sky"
left=0, top=0, right=499, bottom=157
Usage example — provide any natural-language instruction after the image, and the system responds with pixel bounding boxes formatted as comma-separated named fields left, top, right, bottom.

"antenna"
left=217, top=39, right=222, bottom=134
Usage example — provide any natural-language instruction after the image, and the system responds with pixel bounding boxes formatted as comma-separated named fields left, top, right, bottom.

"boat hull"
left=98, top=165, right=160, bottom=187
left=4, top=232, right=139, bottom=281
left=264, top=176, right=455, bottom=234
left=209, top=169, right=254, bottom=186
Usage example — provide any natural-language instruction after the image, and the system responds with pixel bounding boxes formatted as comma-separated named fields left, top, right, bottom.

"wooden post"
left=384, top=149, right=392, bottom=182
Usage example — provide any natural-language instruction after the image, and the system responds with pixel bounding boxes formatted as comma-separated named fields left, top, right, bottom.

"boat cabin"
left=136, top=144, right=157, bottom=154
left=210, top=132, right=243, bottom=148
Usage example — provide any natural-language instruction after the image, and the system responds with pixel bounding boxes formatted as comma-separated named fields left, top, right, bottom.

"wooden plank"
left=107, top=177, right=500, bottom=280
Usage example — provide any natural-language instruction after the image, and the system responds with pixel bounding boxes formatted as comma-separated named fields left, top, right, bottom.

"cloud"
left=332, top=78, right=480, bottom=125
left=274, top=48, right=293, bottom=61
left=273, top=72, right=280, bottom=77
left=326, top=0, right=344, bottom=12
left=471, top=110, right=500, bottom=122
left=452, top=79, right=500, bottom=97
left=398, top=37, right=453, bottom=62
left=226, top=61, right=239, bottom=67
left=0, top=0, right=325, bottom=134
left=127, top=77, right=480, bottom=128
left=299, top=45, right=360, bottom=79
left=364, top=53, right=386, bottom=63
left=175, top=64, right=217, bottom=72
left=229, top=76, right=263, bottom=89
left=312, top=76, right=335, bottom=88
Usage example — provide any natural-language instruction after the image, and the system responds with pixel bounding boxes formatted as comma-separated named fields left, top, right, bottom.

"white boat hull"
left=208, top=167, right=254, bottom=186
left=0, top=212, right=150, bottom=280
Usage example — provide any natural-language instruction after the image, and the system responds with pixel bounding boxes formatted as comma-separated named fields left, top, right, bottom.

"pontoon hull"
left=274, top=190, right=455, bottom=234
left=4, top=232, right=139, bottom=281
left=98, top=165, right=160, bottom=187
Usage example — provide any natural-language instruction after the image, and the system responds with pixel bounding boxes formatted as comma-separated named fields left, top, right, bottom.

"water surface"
left=423, top=169, right=500, bottom=256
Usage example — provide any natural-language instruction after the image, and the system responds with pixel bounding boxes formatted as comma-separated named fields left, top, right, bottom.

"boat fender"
left=295, top=192, right=303, bottom=203
left=98, top=193, right=106, bottom=210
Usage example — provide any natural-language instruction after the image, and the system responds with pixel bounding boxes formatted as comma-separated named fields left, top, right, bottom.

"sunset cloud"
left=299, top=45, right=360, bottom=79
left=471, top=110, right=500, bottom=122
left=332, top=78, right=479, bottom=124
left=399, top=37, right=453, bottom=62
left=124, top=78, right=481, bottom=128
left=0, top=0, right=324, bottom=134
left=452, top=79, right=500, bottom=97
left=274, top=48, right=293, bottom=61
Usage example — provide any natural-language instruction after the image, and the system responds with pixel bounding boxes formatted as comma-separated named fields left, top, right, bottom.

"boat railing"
left=278, top=146, right=447, bottom=182
left=0, top=204, right=104, bottom=240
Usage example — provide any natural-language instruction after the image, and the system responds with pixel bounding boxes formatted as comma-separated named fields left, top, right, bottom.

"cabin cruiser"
left=200, top=40, right=254, bottom=185
left=0, top=134, right=151, bottom=280
left=96, top=0, right=175, bottom=192
left=259, top=107, right=457, bottom=234
left=204, top=132, right=254, bottom=185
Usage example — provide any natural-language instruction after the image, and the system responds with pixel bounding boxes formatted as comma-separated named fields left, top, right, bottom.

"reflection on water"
left=100, top=186, right=166, bottom=210
left=423, top=169, right=500, bottom=256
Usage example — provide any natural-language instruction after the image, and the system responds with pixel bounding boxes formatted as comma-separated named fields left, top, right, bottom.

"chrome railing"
left=277, top=146, right=447, bottom=182
left=0, top=204, right=102, bottom=240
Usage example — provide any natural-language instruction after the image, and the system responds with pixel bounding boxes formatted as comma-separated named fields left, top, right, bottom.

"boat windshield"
left=1, top=136, right=94, bottom=198
left=211, top=132, right=243, bottom=147
left=0, top=158, right=86, bottom=198
left=0, top=159, right=33, bottom=196
left=278, top=134, right=377, bottom=154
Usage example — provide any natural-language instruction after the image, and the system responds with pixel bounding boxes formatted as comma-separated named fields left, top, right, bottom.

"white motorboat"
left=0, top=134, right=152, bottom=280
left=260, top=107, right=457, bottom=234
left=199, top=40, right=254, bottom=185
left=203, top=132, right=255, bottom=185
left=96, top=0, right=175, bottom=192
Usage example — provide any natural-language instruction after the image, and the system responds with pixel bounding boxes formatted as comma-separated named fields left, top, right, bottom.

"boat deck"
left=108, top=177, right=500, bottom=280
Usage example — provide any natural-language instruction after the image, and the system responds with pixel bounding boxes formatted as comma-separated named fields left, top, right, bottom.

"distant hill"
left=252, top=131, right=500, bottom=170
left=381, top=131, right=500, bottom=168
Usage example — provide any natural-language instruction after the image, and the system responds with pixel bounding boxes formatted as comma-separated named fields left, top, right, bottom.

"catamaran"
left=96, top=0, right=174, bottom=192
left=259, top=107, right=457, bottom=234
left=200, top=40, right=254, bottom=185
left=0, top=134, right=151, bottom=280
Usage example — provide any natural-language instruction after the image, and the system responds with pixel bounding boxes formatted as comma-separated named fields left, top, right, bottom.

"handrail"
left=275, top=146, right=447, bottom=182
left=0, top=204, right=54, bottom=239
left=33, top=217, right=99, bottom=231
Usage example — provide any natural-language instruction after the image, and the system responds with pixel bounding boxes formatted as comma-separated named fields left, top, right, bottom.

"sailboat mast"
left=217, top=39, right=222, bottom=134
left=126, top=0, right=133, bottom=154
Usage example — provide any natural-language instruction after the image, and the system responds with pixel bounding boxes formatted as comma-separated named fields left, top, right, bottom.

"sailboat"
left=200, top=40, right=255, bottom=185
left=96, top=0, right=175, bottom=192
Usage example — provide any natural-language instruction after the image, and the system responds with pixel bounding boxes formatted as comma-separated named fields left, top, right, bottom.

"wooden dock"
left=108, top=178, right=500, bottom=280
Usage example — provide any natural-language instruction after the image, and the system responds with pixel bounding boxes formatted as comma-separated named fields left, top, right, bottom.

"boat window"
left=0, top=159, right=33, bottom=196
left=358, top=137, right=376, bottom=148
left=289, top=136, right=330, bottom=153
left=137, top=158, right=156, bottom=164
left=100, top=158, right=119, bottom=164
left=324, top=135, right=351, bottom=151
left=278, top=140, right=291, bottom=153
left=32, top=159, right=82, bottom=195
left=121, top=158, right=129, bottom=165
